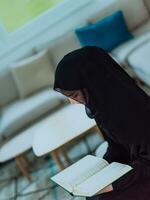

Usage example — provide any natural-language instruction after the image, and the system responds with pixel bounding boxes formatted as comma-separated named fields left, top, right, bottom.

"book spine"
left=70, top=192, right=74, bottom=197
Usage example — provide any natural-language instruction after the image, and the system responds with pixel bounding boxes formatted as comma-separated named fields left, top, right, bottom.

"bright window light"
left=0, top=0, right=64, bottom=32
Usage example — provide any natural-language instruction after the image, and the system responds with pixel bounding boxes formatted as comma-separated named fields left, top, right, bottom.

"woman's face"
left=62, top=89, right=88, bottom=105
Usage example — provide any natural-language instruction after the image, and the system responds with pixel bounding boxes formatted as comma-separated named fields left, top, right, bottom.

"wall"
left=0, top=0, right=111, bottom=70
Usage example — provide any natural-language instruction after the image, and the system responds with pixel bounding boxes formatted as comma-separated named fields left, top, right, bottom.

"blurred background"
left=0, top=0, right=150, bottom=199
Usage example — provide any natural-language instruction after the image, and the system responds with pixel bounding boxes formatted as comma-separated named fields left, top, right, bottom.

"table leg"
left=19, top=153, right=30, bottom=169
left=93, top=126, right=104, bottom=138
left=15, top=155, right=31, bottom=182
left=51, top=151, right=65, bottom=170
left=60, top=148, right=72, bottom=166
left=92, top=125, right=100, bottom=133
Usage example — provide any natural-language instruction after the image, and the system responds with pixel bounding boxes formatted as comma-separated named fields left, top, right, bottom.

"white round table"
left=0, top=127, right=35, bottom=181
left=32, top=104, right=99, bottom=169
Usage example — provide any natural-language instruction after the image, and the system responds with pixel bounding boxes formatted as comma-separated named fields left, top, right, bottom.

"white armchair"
left=95, top=141, right=108, bottom=158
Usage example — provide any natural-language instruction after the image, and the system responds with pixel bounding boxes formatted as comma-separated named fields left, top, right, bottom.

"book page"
left=51, top=180, right=73, bottom=193
left=51, top=155, right=108, bottom=192
left=73, top=159, right=108, bottom=186
left=75, top=162, right=132, bottom=197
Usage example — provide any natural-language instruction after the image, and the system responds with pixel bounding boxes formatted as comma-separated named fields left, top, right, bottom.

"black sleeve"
left=98, top=125, right=130, bottom=164
left=103, top=137, right=150, bottom=191
left=98, top=127, right=150, bottom=191
left=103, top=137, right=130, bottom=164
left=112, top=144, right=150, bottom=191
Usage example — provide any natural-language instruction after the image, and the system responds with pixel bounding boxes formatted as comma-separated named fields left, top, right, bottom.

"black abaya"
left=53, top=46, right=150, bottom=200
left=87, top=115, right=150, bottom=200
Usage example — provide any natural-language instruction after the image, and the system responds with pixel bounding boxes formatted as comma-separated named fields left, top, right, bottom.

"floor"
left=1, top=81, right=150, bottom=200
left=0, top=132, right=103, bottom=200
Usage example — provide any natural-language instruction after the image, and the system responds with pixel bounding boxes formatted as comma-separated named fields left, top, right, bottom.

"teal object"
left=75, top=10, right=133, bottom=52
left=49, top=156, right=58, bottom=200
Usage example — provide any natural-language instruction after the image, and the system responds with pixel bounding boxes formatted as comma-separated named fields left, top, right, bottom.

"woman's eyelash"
left=67, top=93, right=74, bottom=97
left=72, top=94, right=78, bottom=98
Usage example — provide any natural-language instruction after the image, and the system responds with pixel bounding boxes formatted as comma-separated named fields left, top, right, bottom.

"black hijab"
left=53, top=46, right=150, bottom=144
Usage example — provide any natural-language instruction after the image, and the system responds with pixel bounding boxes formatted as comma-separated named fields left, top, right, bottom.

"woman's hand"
left=97, top=184, right=113, bottom=194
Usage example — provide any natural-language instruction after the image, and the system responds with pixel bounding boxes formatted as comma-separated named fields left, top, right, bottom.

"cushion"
left=88, top=0, right=149, bottom=31
left=75, top=11, right=133, bottom=52
left=0, top=89, right=66, bottom=139
left=138, top=85, right=150, bottom=97
left=10, top=50, right=54, bottom=98
left=127, top=41, right=150, bottom=86
left=0, top=68, right=19, bottom=106
left=144, top=0, right=150, bottom=12
left=132, top=69, right=150, bottom=86
left=133, top=20, right=150, bottom=36
left=111, top=21, right=150, bottom=64
left=35, top=29, right=82, bottom=69
left=47, top=31, right=81, bottom=68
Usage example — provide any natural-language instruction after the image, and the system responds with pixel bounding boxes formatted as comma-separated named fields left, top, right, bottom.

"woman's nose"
left=68, top=98, right=79, bottom=104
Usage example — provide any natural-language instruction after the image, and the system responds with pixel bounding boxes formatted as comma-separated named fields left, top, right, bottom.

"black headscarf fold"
left=53, top=46, right=150, bottom=144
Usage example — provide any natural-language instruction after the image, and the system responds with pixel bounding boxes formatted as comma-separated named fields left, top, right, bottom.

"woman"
left=53, top=46, right=150, bottom=200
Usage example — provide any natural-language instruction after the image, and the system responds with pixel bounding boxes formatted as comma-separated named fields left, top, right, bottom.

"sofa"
left=35, top=0, right=150, bottom=83
left=0, top=50, right=67, bottom=145
left=0, top=0, right=150, bottom=145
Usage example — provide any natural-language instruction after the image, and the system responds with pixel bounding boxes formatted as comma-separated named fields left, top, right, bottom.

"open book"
left=50, top=155, right=133, bottom=197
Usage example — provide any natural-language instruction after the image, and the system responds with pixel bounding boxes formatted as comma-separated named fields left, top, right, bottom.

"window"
left=0, top=0, right=64, bottom=32
left=0, top=23, right=7, bottom=45
left=0, top=0, right=91, bottom=68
